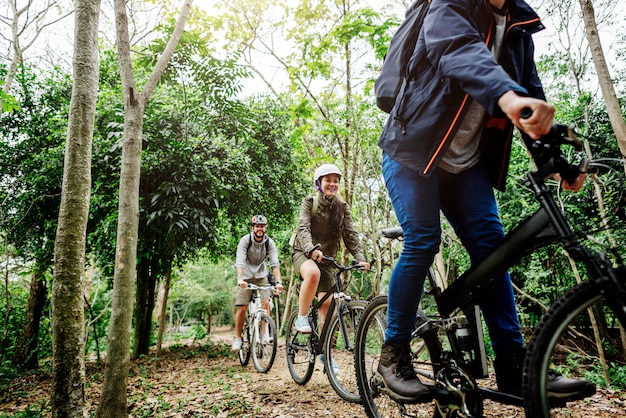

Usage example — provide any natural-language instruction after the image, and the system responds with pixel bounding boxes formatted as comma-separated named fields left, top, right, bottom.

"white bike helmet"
left=314, top=163, right=341, bottom=183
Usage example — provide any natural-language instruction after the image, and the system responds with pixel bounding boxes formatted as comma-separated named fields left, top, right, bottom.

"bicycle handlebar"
left=520, top=107, right=591, bottom=183
left=244, top=283, right=277, bottom=291
left=320, top=255, right=373, bottom=272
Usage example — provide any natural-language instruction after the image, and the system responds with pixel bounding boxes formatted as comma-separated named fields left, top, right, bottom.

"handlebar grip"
left=520, top=107, right=532, bottom=119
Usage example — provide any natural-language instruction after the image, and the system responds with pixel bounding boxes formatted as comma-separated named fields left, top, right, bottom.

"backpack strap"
left=289, top=195, right=320, bottom=248
left=311, top=194, right=319, bottom=218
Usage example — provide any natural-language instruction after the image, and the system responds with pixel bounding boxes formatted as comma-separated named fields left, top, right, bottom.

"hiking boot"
left=546, top=371, right=596, bottom=402
left=495, top=347, right=596, bottom=401
left=295, top=315, right=312, bottom=333
left=377, top=342, right=431, bottom=402
left=494, top=347, right=525, bottom=396
left=231, top=337, right=242, bottom=352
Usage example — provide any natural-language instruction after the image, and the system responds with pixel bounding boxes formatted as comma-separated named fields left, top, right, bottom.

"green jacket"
left=292, top=192, right=365, bottom=262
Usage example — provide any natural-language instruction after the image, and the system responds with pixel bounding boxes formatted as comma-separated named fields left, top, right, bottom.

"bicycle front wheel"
left=251, top=312, right=277, bottom=373
left=355, top=295, right=440, bottom=418
left=286, top=310, right=315, bottom=385
left=324, top=299, right=368, bottom=403
left=238, top=320, right=251, bottom=366
left=523, top=277, right=626, bottom=417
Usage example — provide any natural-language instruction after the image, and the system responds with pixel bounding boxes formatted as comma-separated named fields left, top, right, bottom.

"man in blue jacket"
left=377, top=0, right=593, bottom=402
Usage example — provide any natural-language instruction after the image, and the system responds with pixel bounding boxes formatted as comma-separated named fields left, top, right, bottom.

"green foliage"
left=0, top=273, right=52, bottom=389
left=170, top=258, right=233, bottom=327
left=84, top=272, right=114, bottom=355
left=90, top=46, right=305, bottom=281
left=0, top=64, right=70, bottom=270
left=0, top=80, right=20, bottom=113
left=599, top=362, right=626, bottom=390
left=191, top=324, right=207, bottom=342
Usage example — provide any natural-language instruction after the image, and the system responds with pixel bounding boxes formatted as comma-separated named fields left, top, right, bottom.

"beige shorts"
left=291, top=250, right=335, bottom=293
left=235, top=277, right=271, bottom=306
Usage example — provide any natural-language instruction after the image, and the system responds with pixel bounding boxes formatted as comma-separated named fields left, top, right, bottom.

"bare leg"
left=261, top=298, right=271, bottom=337
left=235, top=305, right=247, bottom=338
left=318, top=292, right=332, bottom=325
left=298, top=259, right=320, bottom=316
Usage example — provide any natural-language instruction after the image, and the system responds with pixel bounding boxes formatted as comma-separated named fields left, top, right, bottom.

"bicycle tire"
left=324, top=299, right=368, bottom=403
left=523, top=278, right=626, bottom=417
left=286, top=310, right=315, bottom=385
left=238, top=319, right=251, bottom=366
left=252, top=312, right=278, bottom=373
left=355, top=295, right=442, bottom=418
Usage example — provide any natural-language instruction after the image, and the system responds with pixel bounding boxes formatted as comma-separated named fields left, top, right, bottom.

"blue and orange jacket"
left=378, top=0, right=546, bottom=191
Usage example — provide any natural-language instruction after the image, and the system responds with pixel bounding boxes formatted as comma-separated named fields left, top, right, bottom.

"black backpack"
left=374, top=0, right=431, bottom=113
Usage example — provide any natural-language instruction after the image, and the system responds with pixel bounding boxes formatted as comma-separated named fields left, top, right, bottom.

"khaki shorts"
left=291, top=250, right=335, bottom=293
left=235, top=277, right=271, bottom=306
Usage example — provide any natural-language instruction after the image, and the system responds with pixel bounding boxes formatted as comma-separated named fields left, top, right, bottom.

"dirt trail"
left=1, top=325, right=624, bottom=417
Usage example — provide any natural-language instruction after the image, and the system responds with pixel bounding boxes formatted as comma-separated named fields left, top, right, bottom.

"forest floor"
left=1, top=325, right=625, bottom=417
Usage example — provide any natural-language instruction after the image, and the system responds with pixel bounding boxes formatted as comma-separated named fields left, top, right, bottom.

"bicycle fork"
left=335, top=297, right=356, bottom=353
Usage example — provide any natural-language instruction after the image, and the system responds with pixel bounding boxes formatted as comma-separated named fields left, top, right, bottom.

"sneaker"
left=231, top=337, right=242, bottom=352
left=261, top=334, right=271, bottom=345
left=377, top=342, right=431, bottom=403
left=295, top=315, right=312, bottom=333
left=320, top=354, right=340, bottom=375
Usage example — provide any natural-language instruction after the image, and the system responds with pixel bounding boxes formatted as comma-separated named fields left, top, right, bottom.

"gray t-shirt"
left=439, top=9, right=507, bottom=174
left=234, top=233, right=280, bottom=280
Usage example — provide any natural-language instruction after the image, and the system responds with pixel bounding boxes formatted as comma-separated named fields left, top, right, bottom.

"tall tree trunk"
left=579, top=0, right=626, bottom=163
left=577, top=0, right=626, bottom=357
left=50, top=0, right=100, bottom=416
left=133, top=258, right=158, bottom=357
left=95, top=1, right=192, bottom=416
left=156, top=258, right=173, bottom=356
left=12, top=270, right=46, bottom=370
left=96, top=98, right=145, bottom=417
left=133, top=259, right=149, bottom=357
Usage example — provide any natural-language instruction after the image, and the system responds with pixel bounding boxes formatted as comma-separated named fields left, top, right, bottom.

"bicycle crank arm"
left=478, top=388, right=523, bottom=406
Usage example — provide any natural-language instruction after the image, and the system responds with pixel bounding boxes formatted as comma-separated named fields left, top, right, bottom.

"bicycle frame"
left=247, top=290, right=262, bottom=336
left=406, top=154, right=626, bottom=407
left=307, top=265, right=353, bottom=356
left=438, top=167, right=626, bottom=319
left=246, top=285, right=272, bottom=336
left=361, top=126, right=626, bottom=417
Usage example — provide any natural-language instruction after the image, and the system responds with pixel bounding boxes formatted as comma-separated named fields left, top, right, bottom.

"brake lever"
left=553, top=123, right=583, bottom=151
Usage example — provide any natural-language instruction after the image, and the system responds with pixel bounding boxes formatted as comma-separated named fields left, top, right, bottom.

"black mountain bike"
left=286, top=253, right=371, bottom=403
left=354, top=122, right=625, bottom=417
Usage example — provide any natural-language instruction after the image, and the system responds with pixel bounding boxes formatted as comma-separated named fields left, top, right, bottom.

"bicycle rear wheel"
left=354, top=295, right=440, bottom=418
left=324, top=299, right=368, bottom=403
left=252, top=312, right=278, bottom=373
left=523, top=277, right=626, bottom=417
left=286, top=310, right=315, bottom=385
left=238, top=320, right=251, bottom=366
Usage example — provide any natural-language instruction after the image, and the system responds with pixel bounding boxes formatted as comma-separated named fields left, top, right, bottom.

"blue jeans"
left=382, top=153, right=524, bottom=357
